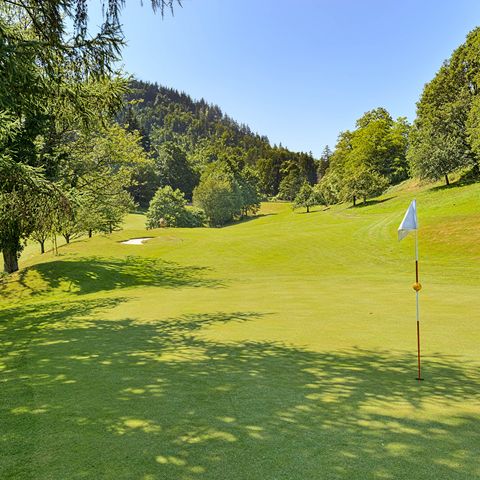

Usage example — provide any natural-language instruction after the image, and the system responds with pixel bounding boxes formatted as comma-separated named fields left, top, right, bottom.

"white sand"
left=121, top=237, right=153, bottom=245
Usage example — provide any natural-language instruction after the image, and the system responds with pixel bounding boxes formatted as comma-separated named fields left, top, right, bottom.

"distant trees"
left=319, top=108, right=409, bottom=206
left=317, top=145, right=332, bottom=181
left=236, top=167, right=261, bottom=217
left=193, top=164, right=242, bottom=226
left=342, top=166, right=389, bottom=206
left=278, top=168, right=306, bottom=201
left=317, top=27, right=480, bottom=202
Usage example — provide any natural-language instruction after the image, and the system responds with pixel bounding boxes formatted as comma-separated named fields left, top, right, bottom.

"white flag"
left=398, top=200, right=417, bottom=241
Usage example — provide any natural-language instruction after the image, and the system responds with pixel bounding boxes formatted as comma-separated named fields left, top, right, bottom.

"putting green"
left=1, top=179, right=479, bottom=479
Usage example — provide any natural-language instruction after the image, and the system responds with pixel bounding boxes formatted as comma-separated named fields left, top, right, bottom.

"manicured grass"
left=1, top=179, right=480, bottom=479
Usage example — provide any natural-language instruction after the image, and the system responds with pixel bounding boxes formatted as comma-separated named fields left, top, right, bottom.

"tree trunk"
left=88, top=229, right=92, bottom=238
left=306, top=206, right=310, bottom=213
left=3, top=248, right=19, bottom=274
left=109, top=224, right=113, bottom=234
left=40, top=240, right=45, bottom=254
left=353, top=195, right=356, bottom=207
left=363, top=196, right=366, bottom=205
left=445, top=174, right=450, bottom=186
left=64, top=234, right=70, bottom=244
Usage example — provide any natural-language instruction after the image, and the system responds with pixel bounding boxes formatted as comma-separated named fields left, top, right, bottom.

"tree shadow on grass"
left=219, top=213, right=278, bottom=228
left=1, top=300, right=480, bottom=479
left=348, top=197, right=394, bottom=209
left=433, top=177, right=480, bottom=191
left=432, top=168, right=480, bottom=191
left=10, top=256, right=223, bottom=296
left=295, top=208, right=324, bottom=214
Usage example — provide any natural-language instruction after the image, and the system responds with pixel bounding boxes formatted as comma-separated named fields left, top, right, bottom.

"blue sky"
left=92, top=0, right=480, bottom=157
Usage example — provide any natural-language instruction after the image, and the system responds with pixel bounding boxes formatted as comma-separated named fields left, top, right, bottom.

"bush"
left=182, top=207, right=206, bottom=228
left=193, top=163, right=262, bottom=226
left=193, top=174, right=242, bottom=226
left=146, top=186, right=204, bottom=228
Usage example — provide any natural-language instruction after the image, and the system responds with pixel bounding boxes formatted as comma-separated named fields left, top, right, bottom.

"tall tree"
left=317, top=145, right=332, bottom=180
left=153, top=140, right=199, bottom=200
left=318, top=108, right=404, bottom=206
left=0, top=1, right=179, bottom=272
left=408, top=27, right=480, bottom=184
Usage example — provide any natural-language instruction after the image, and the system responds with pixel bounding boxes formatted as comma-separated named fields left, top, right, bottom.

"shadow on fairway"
left=220, top=213, right=278, bottom=228
left=349, top=197, right=394, bottom=209
left=1, top=299, right=480, bottom=479
left=432, top=170, right=480, bottom=191
left=10, top=256, right=223, bottom=296
left=295, top=208, right=324, bottom=214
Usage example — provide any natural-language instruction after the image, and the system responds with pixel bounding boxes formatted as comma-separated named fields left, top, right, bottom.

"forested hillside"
left=117, top=80, right=318, bottom=205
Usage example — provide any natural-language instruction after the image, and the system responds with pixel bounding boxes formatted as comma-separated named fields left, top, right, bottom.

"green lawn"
left=1, top=179, right=480, bottom=479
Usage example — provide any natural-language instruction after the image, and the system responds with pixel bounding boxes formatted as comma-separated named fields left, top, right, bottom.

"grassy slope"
left=1, top=180, right=479, bottom=479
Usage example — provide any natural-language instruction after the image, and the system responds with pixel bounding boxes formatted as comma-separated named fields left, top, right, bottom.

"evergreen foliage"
left=0, top=3, right=131, bottom=272
left=118, top=80, right=318, bottom=203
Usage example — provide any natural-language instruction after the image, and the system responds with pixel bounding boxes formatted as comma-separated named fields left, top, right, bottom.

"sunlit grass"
left=1, top=178, right=479, bottom=479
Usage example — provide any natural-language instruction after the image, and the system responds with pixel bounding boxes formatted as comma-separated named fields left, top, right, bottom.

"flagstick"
left=415, top=229, right=423, bottom=381
left=398, top=199, right=423, bottom=381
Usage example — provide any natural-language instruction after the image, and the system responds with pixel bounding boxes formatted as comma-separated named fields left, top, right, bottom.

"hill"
left=117, top=80, right=319, bottom=204
left=1, top=180, right=479, bottom=479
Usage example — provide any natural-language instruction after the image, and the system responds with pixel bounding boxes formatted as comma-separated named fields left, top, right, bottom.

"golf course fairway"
left=1, top=179, right=479, bottom=479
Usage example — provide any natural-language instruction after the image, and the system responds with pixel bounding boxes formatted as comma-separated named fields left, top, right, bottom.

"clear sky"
left=93, top=0, right=480, bottom=157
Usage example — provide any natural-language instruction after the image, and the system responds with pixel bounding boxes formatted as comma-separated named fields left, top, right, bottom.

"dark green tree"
left=317, top=145, right=332, bottom=180
left=153, top=141, right=199, bottom=200
left=278, top=163, right=306, bottom=201
left=236, top=167, right=261, bottom=217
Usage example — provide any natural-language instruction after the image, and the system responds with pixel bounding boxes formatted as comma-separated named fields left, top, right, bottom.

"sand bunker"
left=120, top=237, right=153, bottom=245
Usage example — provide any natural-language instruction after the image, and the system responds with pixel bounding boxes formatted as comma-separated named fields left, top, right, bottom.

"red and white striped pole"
left=413, top=229, right=423, bottom=381
left=398, top=199, right=423, bottom=382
